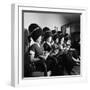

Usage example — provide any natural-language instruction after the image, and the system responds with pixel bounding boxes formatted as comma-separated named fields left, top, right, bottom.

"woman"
left=52, top=34, right=65, bottom=75
left=28, top=24, right=48, bottom=76
left=52, top=34, right=60, bottom=56
left=43, top=31, right=58, bottom=76
left=61, top=34, right=75, bottom=75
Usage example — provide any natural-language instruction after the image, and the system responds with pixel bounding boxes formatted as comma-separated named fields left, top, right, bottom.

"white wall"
left=0, top=0, right=90, bottom=90
left=24, top=12, right=68, bottom=30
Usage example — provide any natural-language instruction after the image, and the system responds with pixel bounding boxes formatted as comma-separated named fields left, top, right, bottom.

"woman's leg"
left=46, top=56, right=58, bottom=76
left=34, top=59, right=48, bottom=76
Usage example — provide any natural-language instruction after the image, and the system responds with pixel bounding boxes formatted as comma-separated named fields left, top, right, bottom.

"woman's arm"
left=30, top=50, right=40, bottom=62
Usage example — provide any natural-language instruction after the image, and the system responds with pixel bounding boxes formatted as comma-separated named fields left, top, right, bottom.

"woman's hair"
left=64, top=34, right=71, bottom=43
left=28, top=23, right=43, bottom=42
left=28, top=23, right=39, bottom=35
left=43, top=31, right=52, bottom=41
left=57, top=31, right=62, bottom=35
left=43, top=27, right=50, bottom=33
left=31, top=27, right=43, bottom=42
left=53, top=34, right=59, bottom=42
left=58, top=34, right=64, bottom=44
left=52, top=30, right=56, bottom=35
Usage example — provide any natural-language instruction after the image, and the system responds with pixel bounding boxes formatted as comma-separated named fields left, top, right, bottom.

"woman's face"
left=48, top=36, right=52, bottom=43
left=67, top=39, right=71, bottom=45
left=61, top=37, right=64, bottom=44
left=66, top=39, right=71, bottom=49
left=30, top=38, right=35, bottom=46
left=56, top=38, right=59, bottom=43
left=37, top=36, right=42, bottom=44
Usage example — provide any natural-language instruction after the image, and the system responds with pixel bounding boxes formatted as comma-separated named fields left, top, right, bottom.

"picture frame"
left=11, top=4, right=87, bottom=87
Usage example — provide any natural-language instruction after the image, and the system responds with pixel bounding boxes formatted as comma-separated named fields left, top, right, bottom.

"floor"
left=31, top=65, right=80, bottom=77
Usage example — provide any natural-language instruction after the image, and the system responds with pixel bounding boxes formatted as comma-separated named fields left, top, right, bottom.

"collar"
left=46, top=41, right=51, bottom=46
left=35, top=42, right=40, bottom=47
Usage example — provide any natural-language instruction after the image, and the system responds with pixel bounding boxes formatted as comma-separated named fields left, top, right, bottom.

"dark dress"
left=51, top=43, right=65, bottom=75
left=61, top=50, right=76, bottom=75
left=43, top=42, right=58, bottom=76
left=30, top=43, right=43, bottom=58
left=43, top=42, right=52, bottom=52
left=25, top=43, right=47, bottom=76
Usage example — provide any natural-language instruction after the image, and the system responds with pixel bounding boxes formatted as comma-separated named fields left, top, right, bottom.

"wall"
left=0, top=0, right=90, bottom=90
left=70, top=23, right=80, bottom=33
left=24, top=12, right=68, bottom=30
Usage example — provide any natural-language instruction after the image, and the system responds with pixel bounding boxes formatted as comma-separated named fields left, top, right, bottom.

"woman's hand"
left=39, top=55, right=47, bottom=60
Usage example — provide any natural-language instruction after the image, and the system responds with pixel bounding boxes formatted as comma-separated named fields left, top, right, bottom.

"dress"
left=29, top=43, right=47, bottom=76
left=43, top=42, right=58, bottom=76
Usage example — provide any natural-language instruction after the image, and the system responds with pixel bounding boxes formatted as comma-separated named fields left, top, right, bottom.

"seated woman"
left=43, top=30, right=58, bottom=76
left=64, top=35, right=80, bottom=63
left=41, top=27, right=51, bottom=45
left=28, top=24, right=47, bottom=76
left=52, top=34, right=60, bottom=56
left=61, top=34, right=80, bottom=75
left=52, top=34, right=67, bottom=75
